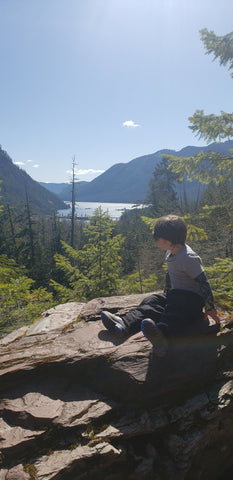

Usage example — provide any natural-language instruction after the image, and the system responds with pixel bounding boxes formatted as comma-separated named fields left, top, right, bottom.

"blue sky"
left=0, top=0, right=232, bottom=183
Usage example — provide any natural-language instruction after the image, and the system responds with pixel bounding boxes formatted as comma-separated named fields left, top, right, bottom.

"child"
left=101, top=215, right=221, bottom=357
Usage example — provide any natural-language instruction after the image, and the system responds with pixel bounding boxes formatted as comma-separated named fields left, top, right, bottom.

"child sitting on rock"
left=101, top=214, right=221, bottom=357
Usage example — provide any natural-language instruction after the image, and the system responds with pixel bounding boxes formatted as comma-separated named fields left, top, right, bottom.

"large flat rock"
left=0, top=293, right=233, bottom=479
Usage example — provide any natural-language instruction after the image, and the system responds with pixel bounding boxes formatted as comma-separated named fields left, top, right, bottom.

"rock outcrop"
left=0, top=294, right=233, bottom=480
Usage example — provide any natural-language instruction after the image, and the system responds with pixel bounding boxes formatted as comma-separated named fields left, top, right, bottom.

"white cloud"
left=123, top=120, right=140, bottom=128
left=77, top=168, right=105, bottom=176
left=66, top=168, right=105, bottom=176
left=14, top=161, right=25, bottom=166
left=32, top=164, right=39, bottom=168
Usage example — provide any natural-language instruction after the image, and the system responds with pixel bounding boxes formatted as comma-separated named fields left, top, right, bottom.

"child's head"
left=153, top=215, right=187, bottom=246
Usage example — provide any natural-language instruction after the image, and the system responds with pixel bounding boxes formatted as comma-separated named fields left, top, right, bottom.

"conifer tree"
left=80, top=207, right=123, bottom=297
left=0, top=254, right=54, bottom=337
left=52, top=207, right=123, bottom=301
left=147, top=157, right=180, bottom=215
left=163, top=28, right=233, bottom=259
left=71, top=156, right=76, bottom=248
left=165, top=29, right=233, bottom=184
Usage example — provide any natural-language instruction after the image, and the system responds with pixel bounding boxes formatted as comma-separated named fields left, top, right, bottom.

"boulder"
left=0, top=294, right=233, bottom=479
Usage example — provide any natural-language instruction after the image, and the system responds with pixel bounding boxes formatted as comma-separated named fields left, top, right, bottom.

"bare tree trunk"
left=25, top=186, right=35, bottom=266
left=71, top=156, right=76, bottom=248
left=6, top=204, right=17, bottom=259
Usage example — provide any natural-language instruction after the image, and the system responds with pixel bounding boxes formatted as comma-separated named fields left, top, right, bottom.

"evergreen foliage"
left=164, top=149, right=233, bottom=185
left=189, top=110, right=233, bottom=144
left=166, top=30, right=233, bottom=183
left=205, top=258, right=233, bottom=310
left=118, top=271, right=158, bottom=295
left=116, top=206, right=160, bottom=287
left=0, top=147, right=66, bottom=214
left=0, top=203, right=67, bottom=288
left=200, top=28, right=233, bottom=77
left=0, top=255, right=54, bottom=336
left=51, top=208, right=124, bottom=301
left=147, top=157, right=180, bottom=215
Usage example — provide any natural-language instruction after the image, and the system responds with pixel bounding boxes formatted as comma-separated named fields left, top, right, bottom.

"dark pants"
left=122, top=290, right=205, bottom=336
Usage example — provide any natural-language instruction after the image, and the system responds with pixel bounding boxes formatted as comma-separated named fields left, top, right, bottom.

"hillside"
left=0, top=148, right=67, bottom=214
left=41, top=140, right=233, bottom=203
left=39, top=180, right=89, bottom=199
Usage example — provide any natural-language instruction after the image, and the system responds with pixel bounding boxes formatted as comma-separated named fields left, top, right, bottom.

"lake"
left=58, top=201, right=144, bottom=220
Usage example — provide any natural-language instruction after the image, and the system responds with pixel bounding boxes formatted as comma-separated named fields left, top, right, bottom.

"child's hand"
left=204, top=309, right=221, bottom=324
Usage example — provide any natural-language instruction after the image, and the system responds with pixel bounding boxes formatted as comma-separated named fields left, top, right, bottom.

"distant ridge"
left=41, top=140, right=233, bottom=203
left=0, top=148, right=67, bottom=214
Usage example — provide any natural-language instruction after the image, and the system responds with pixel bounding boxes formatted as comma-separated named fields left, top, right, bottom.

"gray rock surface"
left=0, top=294, right=233, bottom=479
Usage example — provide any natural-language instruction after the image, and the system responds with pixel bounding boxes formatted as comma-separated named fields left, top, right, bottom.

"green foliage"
left=119, top=271, right=158, bottom=295
left=185, top=222, right=208, bottom=241
left=188, top=110, right=233, bottom=144
left=165, top=29, right=233, bottom=186
left=141, top=216, right=157, bottom=230
left=52, top=208, right=123, bottom=301
left=164, top=150, right=233, bottom=185
left=78, top=207, right=123, bottom=298
left=0, top=148, right=65, bottom=215
left=200, top=28, right=233, bottom=77
left=0, top=205, right=67, bottom=288
left=200, top=181, right=233, bottom=209
left=0, top=181, right=3, bottom=213
left=117, top=207, right=153, bottom=275
left=146, top=157, right=180, bottom=215
left=50, top=279, right=74, bottom=304
left=0, top=255, right=54, bottom=336
left=51, top=241, right=86, bottom=301
left=204, top=258, right=233, bottom=309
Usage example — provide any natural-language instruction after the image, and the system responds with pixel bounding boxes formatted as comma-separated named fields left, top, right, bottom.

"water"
left=58, top=201, right=144, bottom=220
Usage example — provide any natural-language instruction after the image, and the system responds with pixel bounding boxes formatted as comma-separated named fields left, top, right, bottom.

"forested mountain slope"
left=0, top=148, right=66, bottom=214
left=42, top=140, right=233, bottom=203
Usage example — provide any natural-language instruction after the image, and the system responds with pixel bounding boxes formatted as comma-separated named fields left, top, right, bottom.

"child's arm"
left=195, top=271, right=221, bottom=324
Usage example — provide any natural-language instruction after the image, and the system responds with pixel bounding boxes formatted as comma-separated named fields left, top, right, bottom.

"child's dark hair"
left=153, top=215, right=187, bottom=245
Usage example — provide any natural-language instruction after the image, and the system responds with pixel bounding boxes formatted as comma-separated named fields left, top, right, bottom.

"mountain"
left=39, top=181, right=89, bottom=200
left=41, top=140, right=233, bottom=203
left=0, top=149, right=67, bottom=214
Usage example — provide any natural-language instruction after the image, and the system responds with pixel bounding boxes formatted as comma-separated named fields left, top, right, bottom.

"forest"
left=0, top=28, right=233, bottom=338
